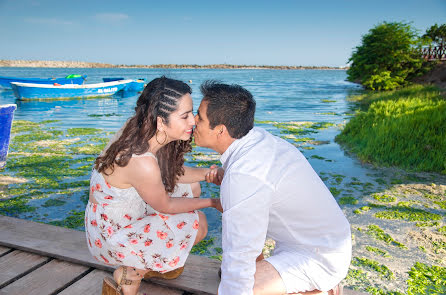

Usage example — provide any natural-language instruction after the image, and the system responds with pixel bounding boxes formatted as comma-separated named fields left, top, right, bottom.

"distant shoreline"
left=0, top=60, right=348, bottom=70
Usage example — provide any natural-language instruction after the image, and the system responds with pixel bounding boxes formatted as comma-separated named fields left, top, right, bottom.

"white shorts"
left=265, top=249, right=347, bottom=293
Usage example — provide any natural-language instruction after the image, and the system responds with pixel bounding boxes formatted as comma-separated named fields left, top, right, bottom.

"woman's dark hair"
left=95, top=76, right=192, bottom=193
left=200, top=81, right=255, bottom=139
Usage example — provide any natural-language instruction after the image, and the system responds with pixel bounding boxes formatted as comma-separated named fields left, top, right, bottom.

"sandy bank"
left=0, top=59, right=348, bottom=70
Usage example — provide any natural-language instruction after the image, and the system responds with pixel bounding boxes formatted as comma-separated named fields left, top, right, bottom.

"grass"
left=335, top=84, right=446, bottom=173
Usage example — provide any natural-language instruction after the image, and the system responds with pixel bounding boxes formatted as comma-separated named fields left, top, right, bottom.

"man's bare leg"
left=253, top=260, right=287, bottom=295
left=253, top=260, right=331, bottom=295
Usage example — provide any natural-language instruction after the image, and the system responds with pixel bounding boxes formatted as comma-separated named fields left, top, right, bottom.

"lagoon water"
left=0, top=67, right=370, bottom=252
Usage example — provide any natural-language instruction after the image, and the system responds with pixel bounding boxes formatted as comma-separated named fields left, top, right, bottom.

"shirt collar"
left=220, top=127, right=256, bottom=168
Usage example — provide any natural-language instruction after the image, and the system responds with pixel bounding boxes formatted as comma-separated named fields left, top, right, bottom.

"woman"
left=85, top=76, right=222, bottom=295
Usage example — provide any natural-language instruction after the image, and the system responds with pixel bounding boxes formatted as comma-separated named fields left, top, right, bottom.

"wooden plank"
left=1, top=259, right=89, bottom=295
left=59, top=269, right=183, bottom=295
left=148, top=255, right=220, bottom=294
left=0, top=216, right=363, bottom=295
left=0, top=215, right=220, bottom=294
left=0, top=245, right=11, bottom=256
left=58, top=269, right=108, bottom=295
left=0, top=250, right=50, bottom=288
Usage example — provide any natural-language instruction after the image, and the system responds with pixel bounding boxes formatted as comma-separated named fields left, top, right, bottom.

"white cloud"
left=24, top=17, right=74, bottom=25
left=95, top=13, right=129, bottom=22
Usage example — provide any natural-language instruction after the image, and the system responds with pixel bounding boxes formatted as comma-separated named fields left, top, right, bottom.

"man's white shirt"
left=218, top=127, right=351, bottom=295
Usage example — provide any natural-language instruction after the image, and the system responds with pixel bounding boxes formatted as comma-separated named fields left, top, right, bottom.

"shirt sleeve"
left=218, top=172, right=272, bottom=295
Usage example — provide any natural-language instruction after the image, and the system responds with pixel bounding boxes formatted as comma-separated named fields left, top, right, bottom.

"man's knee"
left=191, top=182, right=201, bottom=198
left=253, top=260, right=287, bottom=295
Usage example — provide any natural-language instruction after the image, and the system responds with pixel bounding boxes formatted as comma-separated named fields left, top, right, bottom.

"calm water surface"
left=0, top=68, right=368, bottom=249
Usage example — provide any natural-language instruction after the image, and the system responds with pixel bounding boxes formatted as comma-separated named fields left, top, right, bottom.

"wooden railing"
left=421, top=45, right=446, bottom=61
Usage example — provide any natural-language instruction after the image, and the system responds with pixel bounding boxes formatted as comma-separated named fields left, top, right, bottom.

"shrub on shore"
left=335, top=84, right=446, bottom=173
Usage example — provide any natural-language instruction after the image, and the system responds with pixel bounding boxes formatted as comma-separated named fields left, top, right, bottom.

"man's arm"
left=219, top=173, right=271, bottom=295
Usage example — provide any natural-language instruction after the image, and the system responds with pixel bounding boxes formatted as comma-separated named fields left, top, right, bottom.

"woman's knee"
left=193, top=211, right=208, bottom=245
left=191, top=182, right=201, bottom=198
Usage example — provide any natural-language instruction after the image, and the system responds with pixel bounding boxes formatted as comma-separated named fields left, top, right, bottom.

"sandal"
left=102, top=267, right=141, bottom=295
left=144, top=266, right=184, bottom=280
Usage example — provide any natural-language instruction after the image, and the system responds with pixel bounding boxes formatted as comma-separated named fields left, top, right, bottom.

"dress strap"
left=132, top=152, right=158, bottom=161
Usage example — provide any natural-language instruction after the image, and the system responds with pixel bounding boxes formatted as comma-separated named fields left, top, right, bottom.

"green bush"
left=347, top=22, right=426, bottom=91
left=336, top=85, right=446, bottom=173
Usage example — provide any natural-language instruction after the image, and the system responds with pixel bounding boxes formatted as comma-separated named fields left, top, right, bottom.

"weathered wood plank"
left=0, top=215, right=220, bottom=294
left=148, top=255, right=220, bottom=294
left=58, top=268, right=189, bottom=295
left=0, top=250, right=50, bottom=288
left=57, top=269, right=107, bottom=295
left=1, top=259, right=89, bottom=295
left=0, top=245, right=11, bottom=256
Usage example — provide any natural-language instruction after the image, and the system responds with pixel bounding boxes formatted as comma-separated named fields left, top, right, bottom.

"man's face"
left=194, top=100, right=219, bottom=149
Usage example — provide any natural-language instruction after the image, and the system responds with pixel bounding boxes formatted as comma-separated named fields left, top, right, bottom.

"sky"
left=0, top=0, right=445, bottom=67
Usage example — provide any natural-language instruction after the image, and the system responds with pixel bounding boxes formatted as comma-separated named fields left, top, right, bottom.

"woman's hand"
left=205, top=165, right=224, bottom=185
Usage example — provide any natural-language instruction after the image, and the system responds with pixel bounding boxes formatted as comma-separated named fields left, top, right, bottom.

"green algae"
left=191, top=237, right=215, bottom=255
left=339, top=196, right=358, bottom=205
left=42, top=199, right=66, bottom=207
left=321, top=99, right=336, bottom=103
left=366, top=246, right=391, bottom=258
left=416, top=221, right=440, bottom=228
left=373, top=194, right=397, bottom=203
left=67, top=128, right=102, bottom=136
left=364, top=225, right=406, bottom=249
left=311, top=155, right=326, bottom=160
left=329, top=187, right=342, bottom=197
left=48, top=210, right=84, bottom=229
left=407, top=262, right=446, bottom=295
left=374, top=206, right=442, bottom=222
left=88, top=113, right=122, bottom=117
left=353, top=257, right=394, bottom=280
left=0, top=196, right=37, bottom=216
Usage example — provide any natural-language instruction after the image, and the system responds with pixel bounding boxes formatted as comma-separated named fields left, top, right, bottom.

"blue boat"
left=103, top=78, right=146, bottom=92
left=10, top=79, right=135, bottom=100
left=0, top=104, right=17, bottom=169
left=0, top=75, right=86, bottom=89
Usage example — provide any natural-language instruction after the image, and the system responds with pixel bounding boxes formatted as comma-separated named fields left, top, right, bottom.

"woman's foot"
left=112, top=266, right=143, bottom=295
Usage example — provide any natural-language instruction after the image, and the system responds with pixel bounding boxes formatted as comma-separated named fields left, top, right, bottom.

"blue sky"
left=0, top=0, right=445, bottom=67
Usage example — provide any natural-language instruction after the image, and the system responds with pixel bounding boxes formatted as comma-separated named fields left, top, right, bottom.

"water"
left=0, top=67, right=369, bottom=250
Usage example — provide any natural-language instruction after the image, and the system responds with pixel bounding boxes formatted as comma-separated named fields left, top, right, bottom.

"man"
left=194, top=81, right=351, bottom=295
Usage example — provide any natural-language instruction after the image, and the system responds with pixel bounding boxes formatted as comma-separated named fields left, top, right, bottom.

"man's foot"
left=328, top=283, right=343, bottom=295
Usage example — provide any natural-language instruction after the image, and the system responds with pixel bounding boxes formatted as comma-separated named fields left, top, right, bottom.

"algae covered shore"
left=0, top=113, right=445, bottom=294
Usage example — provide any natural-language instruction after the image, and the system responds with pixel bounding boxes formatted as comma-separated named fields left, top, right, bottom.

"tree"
left=347, top=22, right=424, bottom=91
left=422, top=24, right=446, bottom=46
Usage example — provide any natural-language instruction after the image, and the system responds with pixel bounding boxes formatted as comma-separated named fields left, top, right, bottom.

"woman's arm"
left=179, top=165, right=224, bottom=185
left=177, top=166, right=211, bottom=183
left=123, top=156, right=222, bottom=214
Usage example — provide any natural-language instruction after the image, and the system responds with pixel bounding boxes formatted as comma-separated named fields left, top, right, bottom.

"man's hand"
left=205, top=165, right=224, bottom=185
left=212, top=198, right=223, bottom=213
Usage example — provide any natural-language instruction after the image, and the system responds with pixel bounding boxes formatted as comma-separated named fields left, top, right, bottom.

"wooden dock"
left=0, top=215, right=366, bottom=295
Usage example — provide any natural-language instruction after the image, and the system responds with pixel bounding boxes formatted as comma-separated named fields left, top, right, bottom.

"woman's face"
left=162, top=93, right=195, bottom=142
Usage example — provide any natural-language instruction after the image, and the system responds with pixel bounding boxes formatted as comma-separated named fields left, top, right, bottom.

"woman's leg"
left=191, top=182, right=201, bottom=198
left=193, top=211, right=208, bottom=245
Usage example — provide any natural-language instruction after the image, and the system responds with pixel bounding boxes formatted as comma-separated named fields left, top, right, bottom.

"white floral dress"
left=84, top=152, right=199, bottom=272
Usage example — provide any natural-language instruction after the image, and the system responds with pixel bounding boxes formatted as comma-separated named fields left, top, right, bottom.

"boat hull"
left=11, top=80, right=134, bottom=100
left=0, top=76, right=86, bottom=89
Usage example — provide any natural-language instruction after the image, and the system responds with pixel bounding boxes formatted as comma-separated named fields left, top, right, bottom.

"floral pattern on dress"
left=85, top=167, right=199, bottom=271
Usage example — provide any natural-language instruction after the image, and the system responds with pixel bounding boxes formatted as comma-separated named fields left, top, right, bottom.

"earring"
left=156, top=130, right=167, bottom=145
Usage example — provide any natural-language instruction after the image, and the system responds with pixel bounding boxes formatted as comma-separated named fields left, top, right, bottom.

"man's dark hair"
left=200, top=81, right=256, bottom=139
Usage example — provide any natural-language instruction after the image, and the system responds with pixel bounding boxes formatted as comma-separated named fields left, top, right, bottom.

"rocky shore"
left=0, top=59, right=347, bottom=70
